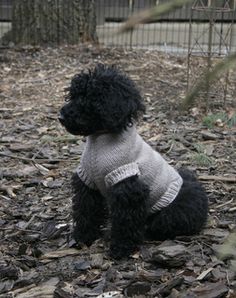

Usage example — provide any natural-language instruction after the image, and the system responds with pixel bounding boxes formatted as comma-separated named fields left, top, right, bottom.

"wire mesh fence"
left=96, top=0, right=192, bottom=53
left=0, top=0, right=236, bottom=55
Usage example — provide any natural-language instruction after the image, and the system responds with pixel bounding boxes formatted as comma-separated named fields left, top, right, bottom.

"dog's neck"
left=88, top=130, right=110, bottom=136
left=88, top=123, right=134, bottom=137
left=86, top=126, right=136, bottom=143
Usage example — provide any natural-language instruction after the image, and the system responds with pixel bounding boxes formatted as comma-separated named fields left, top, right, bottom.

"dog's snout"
left=58, top=112, right=65, bottom=125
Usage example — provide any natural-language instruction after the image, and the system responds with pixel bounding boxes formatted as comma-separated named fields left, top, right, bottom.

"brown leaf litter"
left=0, top=45, right=235, bottom=297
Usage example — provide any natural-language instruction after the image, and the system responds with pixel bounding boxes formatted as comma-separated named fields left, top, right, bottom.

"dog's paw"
left=74, top=236, right=98, bottom=247
left=109, top=243, right=137, bottom=260
left=73, top=229, right=100, bottom=247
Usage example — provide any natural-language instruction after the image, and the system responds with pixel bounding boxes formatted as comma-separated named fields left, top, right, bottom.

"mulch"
left=0, top=45, right=235, bottom=298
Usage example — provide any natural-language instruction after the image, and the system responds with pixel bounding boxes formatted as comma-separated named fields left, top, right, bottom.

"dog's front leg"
left=108, top=176, right=149, bottom=259
left=72, top=173, right=107, bottom=246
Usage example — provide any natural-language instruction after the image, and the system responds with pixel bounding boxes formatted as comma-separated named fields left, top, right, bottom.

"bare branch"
left=183, top=52, right=236, bottom=109
left=118, top=0, right=193, bottom=34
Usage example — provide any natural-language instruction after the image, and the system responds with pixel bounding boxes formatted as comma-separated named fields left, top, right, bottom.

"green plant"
left=190, top=143, right=214, bottom=167
left=218, top=232, right=236, bottom=272
left=191, top=153, right=214, bottom=167
left=202, top=112, right=228, bottom=128
left=202, top=112, right=236, bottom=128
left=227, top=113, right=236, bottom=128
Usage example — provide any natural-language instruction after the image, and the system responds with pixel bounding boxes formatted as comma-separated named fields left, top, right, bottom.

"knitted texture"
left=76, top=126, right=183, bottom=213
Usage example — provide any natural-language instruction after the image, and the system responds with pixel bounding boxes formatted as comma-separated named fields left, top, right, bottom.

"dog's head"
left=59, top=64, right=145, bottom=135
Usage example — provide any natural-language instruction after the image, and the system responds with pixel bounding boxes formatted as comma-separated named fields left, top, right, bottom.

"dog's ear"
left=90, top=64, right=145, bottom=133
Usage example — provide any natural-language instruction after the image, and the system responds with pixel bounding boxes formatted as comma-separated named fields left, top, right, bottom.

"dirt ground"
left=0, top=45, right=236, bottom=298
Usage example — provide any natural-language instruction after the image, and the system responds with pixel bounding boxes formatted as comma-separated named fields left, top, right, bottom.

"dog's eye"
left=64, top=95, right=71, bottom=102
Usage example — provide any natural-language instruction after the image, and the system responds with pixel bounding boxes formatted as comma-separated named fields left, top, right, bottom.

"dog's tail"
left=178, top=167, right=198, bottom=182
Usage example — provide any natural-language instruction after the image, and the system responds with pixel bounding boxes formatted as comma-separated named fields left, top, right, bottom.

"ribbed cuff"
left=76, top=165, right=97, bottom=189
left=151, top=176, right=183, bottom=212
left=105, top=162, right=140, bottom=188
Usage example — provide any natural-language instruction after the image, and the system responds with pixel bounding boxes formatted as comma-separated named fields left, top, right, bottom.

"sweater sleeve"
left=105, top=162, right=140, bottom=188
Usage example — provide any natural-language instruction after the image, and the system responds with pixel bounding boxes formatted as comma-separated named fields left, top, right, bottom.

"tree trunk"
left=9, top=0, right=98, bottom=45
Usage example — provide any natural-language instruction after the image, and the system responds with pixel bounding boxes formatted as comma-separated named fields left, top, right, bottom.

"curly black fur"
left=145, top=168, right=208, bottom=241
left=109, top=176, right=149, bottom=259
left=71, top=173, right=108, bottom=246
left=59, top=64, right=145, bottom=135
left=59, top=64, right=209, bottom=259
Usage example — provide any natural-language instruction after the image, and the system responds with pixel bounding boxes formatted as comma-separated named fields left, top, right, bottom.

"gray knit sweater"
left=77, top=126, right=183, bottom=213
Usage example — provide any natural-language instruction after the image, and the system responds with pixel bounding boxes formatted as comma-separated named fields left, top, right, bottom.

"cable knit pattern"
left=76, top=126, right=183, bottom=214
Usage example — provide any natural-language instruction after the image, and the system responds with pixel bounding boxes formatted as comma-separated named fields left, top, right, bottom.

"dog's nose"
left=58, top=113, right=65, bottom=125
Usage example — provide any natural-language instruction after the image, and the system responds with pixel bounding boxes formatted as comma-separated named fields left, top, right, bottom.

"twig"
left=166, top=142, right=174, bottom=154
left=199, top=175, right=236, bottom=183
left=0, top=226, right=44, bottom=234
left=0, top=152, right=78, bottom=163
left=215, top=198, right=234, bottom=209
left=0, top=183, right=21, bottom=198
left=19, top=77, right=54, bottom=84
left=119, top=0, right=192, bottom=33
left=0, top=194, right=11, bottom=201
left=9, top=284, right=36, bottom=296
left=183, top=52, right=236, bottom=108
left=23, top=214, right=36, bottom=230
left=18, top=73, right=61, bottom=85
left=0, top=108, right=14, bottom=112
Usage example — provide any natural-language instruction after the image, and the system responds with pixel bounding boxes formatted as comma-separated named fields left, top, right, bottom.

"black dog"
left=59, top=64, right=208, bottom=259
